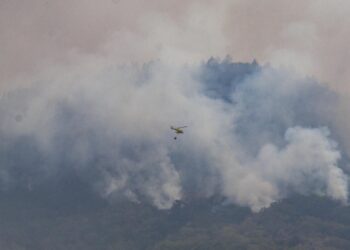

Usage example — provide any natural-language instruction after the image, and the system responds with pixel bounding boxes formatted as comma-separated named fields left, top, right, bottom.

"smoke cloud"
left=0, top=56, right=348, bottom=211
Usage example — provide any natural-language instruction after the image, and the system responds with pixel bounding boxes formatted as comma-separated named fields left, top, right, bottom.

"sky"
left=1, top=0, right=350, bottom=212
left=1, top=0, right=350, bottom=91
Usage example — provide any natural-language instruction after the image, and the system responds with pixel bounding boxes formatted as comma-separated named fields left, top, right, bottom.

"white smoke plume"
left=0, top=55, right=348, bottom=211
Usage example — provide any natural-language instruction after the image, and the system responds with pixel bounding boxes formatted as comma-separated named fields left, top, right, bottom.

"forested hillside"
left=1, top=188, right=350, bottom=249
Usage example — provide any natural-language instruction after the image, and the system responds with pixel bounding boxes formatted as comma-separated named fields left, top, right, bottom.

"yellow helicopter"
left=171, top=126, right=187, bottom=140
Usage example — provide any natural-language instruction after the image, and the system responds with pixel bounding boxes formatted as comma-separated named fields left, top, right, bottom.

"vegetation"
left=1, top=190, right=350, bottom=249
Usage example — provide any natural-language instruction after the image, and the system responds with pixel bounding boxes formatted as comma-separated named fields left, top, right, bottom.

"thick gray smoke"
left=0, top=57, right=348, bottom=211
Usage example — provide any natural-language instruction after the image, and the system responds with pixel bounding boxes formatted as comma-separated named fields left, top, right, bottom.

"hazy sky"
left=1, top=0, right=350, bottom=90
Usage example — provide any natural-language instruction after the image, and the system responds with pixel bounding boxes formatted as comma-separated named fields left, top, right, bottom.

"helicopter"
left=170, top=126, right=187, bottom=140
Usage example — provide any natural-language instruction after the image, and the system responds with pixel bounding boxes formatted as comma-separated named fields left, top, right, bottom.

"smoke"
left=0, top=55, right=348, bottom=212
left=229, top=126, right=346, bottom=212
left=1, top=0, right=350, bottom=212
